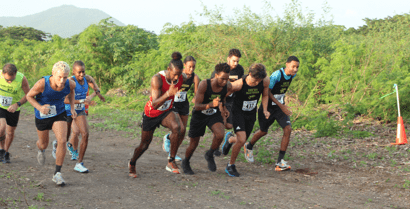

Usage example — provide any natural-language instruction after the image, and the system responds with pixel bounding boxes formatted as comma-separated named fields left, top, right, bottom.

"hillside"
left=0, top=5, right=125, bottom=38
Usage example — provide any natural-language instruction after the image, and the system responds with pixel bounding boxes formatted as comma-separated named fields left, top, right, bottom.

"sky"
left=1, top=0, right=409, bottom=34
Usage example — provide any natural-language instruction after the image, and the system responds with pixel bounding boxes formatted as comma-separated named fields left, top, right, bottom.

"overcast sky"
left=1, top=0, right=409, bottom=34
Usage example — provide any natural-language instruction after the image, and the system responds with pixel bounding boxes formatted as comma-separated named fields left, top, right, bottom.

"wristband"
left=95, top=89, right=101, bottom=94
left=17, top=102, right=21, bottom=107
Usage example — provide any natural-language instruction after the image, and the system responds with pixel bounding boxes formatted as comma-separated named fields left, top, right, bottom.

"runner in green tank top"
left=0, top=64, right=30, bottom=163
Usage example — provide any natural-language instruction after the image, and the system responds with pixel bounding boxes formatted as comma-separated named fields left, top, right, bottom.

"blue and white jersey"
left=65, top=76, right=88, bottom=116
left=268, top=68, right=296, bottom=108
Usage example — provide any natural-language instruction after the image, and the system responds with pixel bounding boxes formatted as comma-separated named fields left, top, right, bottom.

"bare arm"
left=85, top=75, right=105, bottom=102
left=191, top=74, right=200, bottom=104
left=261, top=77, right=270, bottom=113
left=226, top=79, right=243, bottom=97
left=26, top=78, right=46, bottom=112
left=68, top=80, right=77, bottom=118
left=7, top=76, right=30, bottom=113
left=151, top=74, right=178, bottom=109
left=269, top=91, right=292, bottom=116
left=194, top=80, right=219, bottom=111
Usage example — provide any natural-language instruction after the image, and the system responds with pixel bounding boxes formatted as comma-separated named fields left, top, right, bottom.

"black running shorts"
left=258, top=105, right=291, bottom=133
left=232, top=111, right=256, bottom=139
left=173, top=102, right=190, bottom=116
left=142, top=110, right=172, bottom=132
left=35, top=112, right=68, bottom=131
left=188, top=112, right=224, bottom=138
left=0, top=108, right=20, bottom=127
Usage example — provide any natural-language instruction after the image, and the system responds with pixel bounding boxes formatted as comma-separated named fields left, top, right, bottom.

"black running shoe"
left=3, top=152, right=10, bottom=163
left=225, top=164, right=240, bottom=177
left=0, top=149, right=4, bottom=162
left=181, top=159, right=194, bottom=175
left=213, top=148, right=222, bottom=157
left=222, top=132, right=234, bottom=155
left=204, top=151, right=217, bottom=172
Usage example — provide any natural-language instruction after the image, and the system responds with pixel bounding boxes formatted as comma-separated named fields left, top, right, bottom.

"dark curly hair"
left=228, top=49, right=241, bottom=58
left=2, top=63, right=17, bottom=75
left=214, top=63, right=230, bottom=75
left=169, top=52, right=183, bottom=70
left=249, top=63, right=267, bottom=80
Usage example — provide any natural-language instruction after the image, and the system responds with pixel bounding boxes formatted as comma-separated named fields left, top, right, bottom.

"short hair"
left=52, top=61, right=70, bottom=74
left=286, top=56, right=300, bottom=63
left=73, top=60, right=85, bottom=69
left=214, top=63, right=230, bottom=75
left=249, top=63, right=267, bottom=80
left=184, top=56, right=196, bottom=64
left=228, top=49, right=241, bottom=58
left=2, top=63, right=17, bottom=75
left=168, top=52, right=183, bottom=70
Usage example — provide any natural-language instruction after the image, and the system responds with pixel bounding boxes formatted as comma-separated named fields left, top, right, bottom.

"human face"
left=246, top=74, right=263, bottom=87
left=73, top=66, right=85, bottom=81
left=227, top=55, right=240, bottom=70
left=2, top=73, right=16, bottom=84
left=52, top=70, right=69, bottom=88
left=215, top=71, right=229, bottom=87
left=285, top=61, right=299, bottom=76
left=167, top=67, right=183, bottom=84
left=183, top=61, right=196, bottom=78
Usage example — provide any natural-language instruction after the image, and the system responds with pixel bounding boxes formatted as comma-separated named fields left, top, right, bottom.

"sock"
left=168, top=156, right=175, bottom=163
left=55, top=165, right=62, bottom=174
left=206, top=148, right=215, bottom=156
left=277, top=150, right=286, bottom=163
left=228, top=163, right=233, bottom=167
left=246, top=142, right=254, bottom=150
left=130, top=160, right=136, bottom=166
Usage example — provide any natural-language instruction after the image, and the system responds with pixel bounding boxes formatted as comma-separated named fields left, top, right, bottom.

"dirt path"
left=1, top=113, right=409, bottom=208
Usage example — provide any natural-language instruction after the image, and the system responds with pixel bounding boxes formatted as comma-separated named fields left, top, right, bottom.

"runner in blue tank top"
left=58, top=61, right=105, bottom=173
left=26, top=61, right=77, bottom=186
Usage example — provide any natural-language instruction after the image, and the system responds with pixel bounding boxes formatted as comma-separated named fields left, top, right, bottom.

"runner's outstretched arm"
left=225, top=79, right=243, bottom=97
left=261, top=77, right=270, bottom=119
left=85, top=75, right=105, bottom=102
left=7, top=76, right=30, bottom=113
left=26, top=78, right=48, bottom=114
left=193, top=80, right=219, bottom=111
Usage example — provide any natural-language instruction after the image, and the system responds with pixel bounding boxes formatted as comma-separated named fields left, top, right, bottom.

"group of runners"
left=0, top=48, right=299, bottom=186
left=129, top=49, right=299, bottom=178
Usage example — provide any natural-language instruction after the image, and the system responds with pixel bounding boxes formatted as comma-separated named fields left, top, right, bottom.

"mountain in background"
left=0, top=5, right=125, bottom=38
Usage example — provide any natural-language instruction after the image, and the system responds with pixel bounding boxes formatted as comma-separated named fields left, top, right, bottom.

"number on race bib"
left=40, top=105, right=57, bottom=118
left=75, top=103, right=85, bottom=111
left=174, top=91, right=187, bottom=102
left=272, top=94, right=285, bottom=105
left=242, top=100, right=257, bottom=111
left=0, top=95, right=12, bottom=106
left=201, top=108, right=217, bottom=116
left=157, top=99, right=172, bottom=111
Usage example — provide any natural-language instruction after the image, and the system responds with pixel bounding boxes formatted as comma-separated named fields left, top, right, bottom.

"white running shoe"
left=37, top=150, right=46, bottom=165
left=74, top=162, right=89, bottom=173
left=275, top=159, right=291, bottom=171
left=52, top=140, right=57, bottom=159
left=52, top=172, right=65, bottom=186
left=244, top=142, right=254, bottom=163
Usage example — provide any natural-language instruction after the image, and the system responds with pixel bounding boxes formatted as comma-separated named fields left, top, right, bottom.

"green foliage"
left=0, top=26, right=50, bottom=41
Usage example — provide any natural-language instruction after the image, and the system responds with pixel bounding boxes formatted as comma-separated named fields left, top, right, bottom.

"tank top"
left=194, top=79, right=227, bottom=116
left=35, top=75, right=70, bottom=119
left=65, top=76, right=88, bottom=114
left=144, top=71, right=184, bottom=117
left=0, top=71, right=24, bottom=111
left=174, top=72, right=195, bottom=104
left=233, top=75, right=264, bottom=115
left=268, top=69, right=293, bottom=109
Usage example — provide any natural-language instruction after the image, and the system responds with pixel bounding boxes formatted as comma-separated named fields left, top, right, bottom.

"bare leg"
left=130, top=130, right=154, bottom=163
left=70, top=120, right=81, bottom=150
left=52, top=121, right=68, bottom=166
left=280, top=125, right=292, bottom=151
left=249, top=130, right=268, bottom=146
left=4, top=125, right=17, bottom=152
left=229, top=131, right=246, bottom=164
left=185, top=137, right=200, bottom=160
left=161, top=112, right=185, bottom=160
left=209, top=122, right=225, bottom=150
left=0, top=118, right=6, bottom=150
left=36, top=130, right=50, bottom=151
left=73, top=115, right=89, bottom=163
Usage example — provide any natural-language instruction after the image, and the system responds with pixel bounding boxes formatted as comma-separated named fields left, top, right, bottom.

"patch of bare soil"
left=1, top=113, right=409, bottom=208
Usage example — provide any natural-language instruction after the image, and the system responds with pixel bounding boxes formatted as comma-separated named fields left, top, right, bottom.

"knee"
left=214, top=132, right=224, bottom=140
left=170, top=124, right=182, bottom=135
left=237, top=137, right=246, bottom=146
left=81, top=131, right=90, bottom=140
left=179, top=125, right=186, bottom=136
left=284, top=126, right=292, bottom=135
left=225, top=123, right=233, bottom=130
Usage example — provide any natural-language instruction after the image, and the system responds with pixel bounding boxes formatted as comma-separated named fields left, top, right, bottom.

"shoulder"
left=151, top=74, right=162, bottom=87
left=69, top=79, right=76, bottom=88
left=16, top=71, right=24, bottom=79
left=263, top=77, right=270, bottom=86
left=85, top=75, right=94, bottom=82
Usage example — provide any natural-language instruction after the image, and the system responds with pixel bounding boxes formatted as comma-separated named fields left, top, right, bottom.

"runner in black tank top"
left=221, top=64, right=270, bottom=177
left=246, top=56, right=299, bottom=172
left=181, top=63, right=232, bottom=175
left=162, top=56, right=200, bottom=162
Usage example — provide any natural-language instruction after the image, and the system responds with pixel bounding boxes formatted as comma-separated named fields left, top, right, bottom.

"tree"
left=0, top=26, right=50, bottom=41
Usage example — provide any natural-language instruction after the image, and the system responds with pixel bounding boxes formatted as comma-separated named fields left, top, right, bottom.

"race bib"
left=75, top=103, right=85, bottom=111
left=174, top=91, right=187, bottom=102
left=40, top=105, right=57, bottom=118
left=0, top=95, right=12, bottom=106
left=201, top=108, right=217, bottom=116
left=272, top=94, right=285, bottom=105
left=242, top=100, right=257, bottom=111
left=157, top=99, right=172, bottom=111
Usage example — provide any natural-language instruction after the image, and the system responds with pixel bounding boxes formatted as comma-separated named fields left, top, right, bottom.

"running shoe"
left=213, top=148, right=222, bottom=157
left=71, top=150, right=78, bottom=161
left=67, top=142, right=74, bottom=156
left=37, top=150, right=46, bottom=165
left=52, top=140, right=57, bottom=159
left=204, top=151, right=217, bottom=172
left=244, top=142, right=254, bottom=163
left=52, top=172, right=65, bottom=186
left=168, top=153, right=182, bottom=162
left=225, top=164, right=240, bottom=177
left=162, top=134, right=170, bottom=153
left=74, top=162, right=89, bottom=173
left=275, top=159, right=291, bottom=171
left=222, top=132, right=234, bottom=155
left=165, top=161, right=180, bottom=174
left=3, top=152, right=10, bottom=163
left=128, top=160, right=137, bottom=178
left=0, top=149, right=4, bottom=162
left=181, top=159, right=194, bottom=175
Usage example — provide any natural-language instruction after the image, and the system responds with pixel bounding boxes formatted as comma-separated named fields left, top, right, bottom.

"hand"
left=224, top=109, right=230, bottom=118
left=84, top=97, right=92, bottom=105
left=98, top=94, right=106, bottom=102
left=71, top=109, right=77, bottom=119
left=40, top=104, right=50, bottom=115
left=191, top=97, right=196, bottom=104
left=263, top=110, right=270, bottom=119
left=7, top=103, right=18, bottom=113
left=280, top=105, right=292, bottom=116
left=167, top=83, right=178, bottom=97
left=211, top=97, right=220, bottom=108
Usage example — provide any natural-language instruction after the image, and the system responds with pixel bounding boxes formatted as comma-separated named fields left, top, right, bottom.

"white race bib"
left=242, top=100, right=257, bottom=111
left=174, top=91, right=187, bottom=102
left=201, top=108, right=217, bottom=116
left=157, top=99, right=172, bottom=111
left=272, top=94, right=285, bottom=105
left=0, top=95, right=12, bottom=106
left=75, top=103, right=85, bottom=111
left=40, top=105, right=57, bottom=118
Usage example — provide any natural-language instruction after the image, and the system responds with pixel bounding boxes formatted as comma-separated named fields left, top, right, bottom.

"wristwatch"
left=17, top=102, right=21, bottom=107
left=95, top=89, right=101, bottom=94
